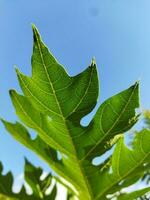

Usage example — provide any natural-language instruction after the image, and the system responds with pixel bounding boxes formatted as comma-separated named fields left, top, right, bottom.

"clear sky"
left=1, top=0, right=150, bottom=180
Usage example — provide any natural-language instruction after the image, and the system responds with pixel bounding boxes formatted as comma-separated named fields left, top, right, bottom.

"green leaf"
left=95, top=129, right=150, bottom=199
left=3, top=25, right=145, bottom=200
left=0, top=161, right=32, bottom=200
left=24, top=159, right=57, bottom=200
left=80, top=81, right=140, bottom=160
left=0, top=194, right=16, bottom=200
left=1, top=120, right=80, bottom=193
left=117, top=187, right=150, bottom=200
left=0, top=162, right=19, bottom=199
left=17, top=24, right=99, bottom=123
left=0, top=159, right=60, bottom=200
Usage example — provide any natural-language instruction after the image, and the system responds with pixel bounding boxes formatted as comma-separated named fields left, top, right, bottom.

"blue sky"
left=1, top=0, right=150, bottom=177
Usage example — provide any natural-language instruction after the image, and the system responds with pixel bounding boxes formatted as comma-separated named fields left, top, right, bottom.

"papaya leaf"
left=136, top=110, right=150, bottom=185
left=0, top=162, right=19, bottom=200
left=24, top=159, right=57, bottom=200
left=3, top=25, right=150, bottom=200
left=0, top=159, right=62, bottom=200
left=95, top=129, right=150, bottom=199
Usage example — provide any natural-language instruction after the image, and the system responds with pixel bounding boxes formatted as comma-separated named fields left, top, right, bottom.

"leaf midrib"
left=34, top=31, right=94, bottom=199
left=17, top=71, right=62, bottom=118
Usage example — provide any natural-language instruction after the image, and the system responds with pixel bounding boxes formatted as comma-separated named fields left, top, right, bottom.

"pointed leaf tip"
left=24, top=157, right=30, bottom=165
left=9, top=89, right=16, bottom=96
left=15, top=67, right=21, bottom=75
left=135, top=80, right=140, bottom=106
left=91, top=57, right=96, bottom=66
left=31, top=23, right=38, bottom=32
left=133, top=81, right=140, bottom=94
left=31, top=24, right=41, bottom=42
left=31, top=23, right=36, bottom=29
left=9, top=89, right=13, bottom=96
left=135, top=80, right=140, bottom=87
left=0, top=117, right=4, bottom=123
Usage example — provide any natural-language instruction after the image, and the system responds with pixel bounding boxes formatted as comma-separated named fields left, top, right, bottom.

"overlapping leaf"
left=2, top=25, right=150, bottom=199
left=94, top=129, right=150, bottom=199
left=0, top=160, right=57, bottom=200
